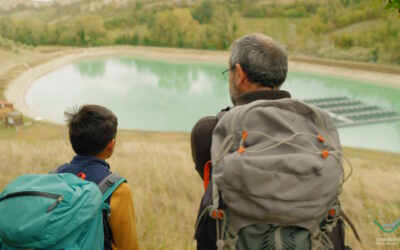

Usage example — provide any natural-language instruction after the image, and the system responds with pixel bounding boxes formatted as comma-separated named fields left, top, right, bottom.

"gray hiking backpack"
left=208, top=99, right=346, bottom=250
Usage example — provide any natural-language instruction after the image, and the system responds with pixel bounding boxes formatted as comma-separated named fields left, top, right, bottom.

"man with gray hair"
left=191, top=33, right=348, bottom=250
left=227, top=33, right=288, bottom=104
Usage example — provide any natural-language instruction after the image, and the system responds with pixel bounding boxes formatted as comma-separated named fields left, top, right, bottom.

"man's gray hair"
left=229, top=33, right=288, bottom=87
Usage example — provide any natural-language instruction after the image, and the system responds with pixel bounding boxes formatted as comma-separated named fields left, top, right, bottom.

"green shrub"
left=334, top=35, right=354, bottom=49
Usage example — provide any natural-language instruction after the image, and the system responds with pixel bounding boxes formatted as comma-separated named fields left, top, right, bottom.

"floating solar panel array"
left=303, top=96, right=400, bottom=127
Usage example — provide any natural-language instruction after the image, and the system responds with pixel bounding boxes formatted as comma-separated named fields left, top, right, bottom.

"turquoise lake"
left=26, top=57, right=400, bottom=153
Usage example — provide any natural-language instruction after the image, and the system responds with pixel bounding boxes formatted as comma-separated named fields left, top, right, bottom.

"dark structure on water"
left=303, top=96, right=400, bottom=127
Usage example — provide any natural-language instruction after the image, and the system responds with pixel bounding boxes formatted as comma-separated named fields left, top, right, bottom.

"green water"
left=26, top=57, right=400, bottom=153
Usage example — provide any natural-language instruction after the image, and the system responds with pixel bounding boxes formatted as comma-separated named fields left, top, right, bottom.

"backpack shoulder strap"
left=216, top=107, right=230, bottom=121
left=98, top=173, right=127, bottom=202
left=203, top=160, right=212, bottom=191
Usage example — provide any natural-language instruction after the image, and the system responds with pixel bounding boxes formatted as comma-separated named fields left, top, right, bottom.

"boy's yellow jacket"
left=110, top=182, right=140, bottom=250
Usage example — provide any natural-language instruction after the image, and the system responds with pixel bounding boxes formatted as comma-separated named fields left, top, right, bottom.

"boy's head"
left=65, top=105, right=118, bottom=158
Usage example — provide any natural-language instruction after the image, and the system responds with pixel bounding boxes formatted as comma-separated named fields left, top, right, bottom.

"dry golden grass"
left=339, top=148, right=400, bottom=249
left=1, top=123, right=399, bottom=249
left=0, top=123, right=203, bottom=250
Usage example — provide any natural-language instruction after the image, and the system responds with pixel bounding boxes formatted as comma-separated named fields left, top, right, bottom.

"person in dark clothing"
left=191, top=33, right=348, bottom=250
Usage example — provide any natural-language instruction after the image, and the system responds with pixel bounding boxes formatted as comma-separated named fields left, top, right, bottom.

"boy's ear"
left=106, top=138, right=116, bottom=155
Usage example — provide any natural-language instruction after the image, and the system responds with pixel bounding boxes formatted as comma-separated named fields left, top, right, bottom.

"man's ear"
left=234, top=63, right=248, bottom=86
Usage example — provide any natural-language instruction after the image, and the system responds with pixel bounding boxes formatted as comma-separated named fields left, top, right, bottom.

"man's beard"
left=229, top=78, right=238, bottom=105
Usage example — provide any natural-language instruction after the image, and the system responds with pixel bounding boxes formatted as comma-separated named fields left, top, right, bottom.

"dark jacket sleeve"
left=195, top=183, right=217, bottom=250
left=190, top=116, right=218, bottom=179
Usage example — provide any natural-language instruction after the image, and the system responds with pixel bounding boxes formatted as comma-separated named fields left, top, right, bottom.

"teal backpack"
left=0, top=173, right=125, bottom=250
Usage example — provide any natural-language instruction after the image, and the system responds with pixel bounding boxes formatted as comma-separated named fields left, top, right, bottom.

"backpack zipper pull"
left=47, top=195, right=64, bottom=213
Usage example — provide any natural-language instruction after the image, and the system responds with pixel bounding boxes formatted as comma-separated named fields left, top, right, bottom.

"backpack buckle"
left=209, top=208, right=224, bottom=219
left=107, top=209, right=112, bottom=221
left=106, top=179, right=114, bottom=187
left=76, top=172, right=86, bottom=180
left=326, top=205, right=341, bottom=222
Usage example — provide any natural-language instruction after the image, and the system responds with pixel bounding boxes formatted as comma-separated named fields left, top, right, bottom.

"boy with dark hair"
left=56, top=104, right=140, bottom=250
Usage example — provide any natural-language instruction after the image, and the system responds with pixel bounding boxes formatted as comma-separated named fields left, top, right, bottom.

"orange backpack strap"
left=76, top=172, right=86, bottom=180
left=203, top=161, right=212, bottom=191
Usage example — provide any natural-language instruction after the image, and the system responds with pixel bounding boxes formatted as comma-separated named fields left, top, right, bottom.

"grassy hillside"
left=0, top=121, right=399, bottom=249
left=0, top=0, right=399, bottom=65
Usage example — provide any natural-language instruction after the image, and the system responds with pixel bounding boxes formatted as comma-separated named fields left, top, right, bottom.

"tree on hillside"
left=0, top=17, right=15, bottom=40
left=202, top=7, right=238, bottom=50
left=150, top=8, right=200, bottom=48
left=71, top=14, right=106, bottom=46
left=14, top=19, right=44, bottom=46
left=39, top=25, right=62, bottom=45
left=386, top=0, right=400, bottom=13
left=191, top=0, right=214, bottom=24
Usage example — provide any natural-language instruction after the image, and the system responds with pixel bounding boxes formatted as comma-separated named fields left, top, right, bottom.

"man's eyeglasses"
left=221, top=65, right=235, bottom=81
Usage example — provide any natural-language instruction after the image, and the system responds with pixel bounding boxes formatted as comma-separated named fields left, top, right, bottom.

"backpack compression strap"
left=200, top=109, right=228, bottom=191
left=98, top=173, right=127, bottom=202
left=203, top=161, right=212, bottom=191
